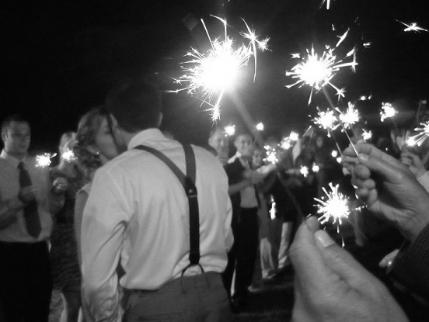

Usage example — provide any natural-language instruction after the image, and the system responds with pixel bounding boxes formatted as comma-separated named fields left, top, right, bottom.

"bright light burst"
left=362, top=129, right=373, bottom=141
left=280, top=131, right=299, bottom=150
left=312, top=163, right=320, bottom=173
left=173, top=16, right=268, bottom=120
left=409, top=121, right=429, bottom=146
left=331, top=150, right=339, bottom=158
left=300, top=165, right=310, bottom=177
left=224, top=124, right=236, bottom=136
left=286, top=30, right=357, bottom=104
left=269, top=196, right=276, bottom=220
left=264, top=145, right=279, bottom=164
left=397, top=20, right=428, bottom=33
left=323, top=0, right=332, bottom=10
left=380, top=102, right=398, bottom=122
left=337, top=102, right=360, bottom=129
left=315, top=182, right=351, bottom=226
left=35, top=153, right=55, bottom=168
left=62, top=149, right=77, bottom=162
left=313, top=109, right=339, bottom=132
left=256, top=122, right=265, bottom=131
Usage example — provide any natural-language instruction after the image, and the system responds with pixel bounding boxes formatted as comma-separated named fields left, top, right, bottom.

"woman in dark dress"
left=50, top=132, right=86, bottom=322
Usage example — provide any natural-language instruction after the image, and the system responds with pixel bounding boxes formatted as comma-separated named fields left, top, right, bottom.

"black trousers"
left=223, top=207, right=259, bottom=300
left=0, top=241, right=52, bottom=322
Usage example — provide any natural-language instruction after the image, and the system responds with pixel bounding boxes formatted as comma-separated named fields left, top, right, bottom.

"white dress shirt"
left=0, top=150, right=52, bottom=242
left=81, top=128, right=233, bottom=322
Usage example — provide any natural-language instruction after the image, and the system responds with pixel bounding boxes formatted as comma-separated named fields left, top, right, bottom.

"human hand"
left=52, top=177, right=69, bottom=194
left=400, top=151, right=426, bottom=178
left=19, top=186, right=37, bottom=204
left=342, top=143, right=429, bottom=241
left=290, top=217, right=408, bottom=322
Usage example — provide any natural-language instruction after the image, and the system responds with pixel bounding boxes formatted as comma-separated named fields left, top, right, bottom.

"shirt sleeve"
left=81, top=167, right=130, bottom=322
left=390, top=223, right=429, bottom=299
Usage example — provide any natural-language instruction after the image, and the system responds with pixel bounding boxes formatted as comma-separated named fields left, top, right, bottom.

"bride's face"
left=94, top=118, right=119, bottom=161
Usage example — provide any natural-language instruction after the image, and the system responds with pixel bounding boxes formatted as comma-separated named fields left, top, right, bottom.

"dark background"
left=2, top=0, right=428, bottom=151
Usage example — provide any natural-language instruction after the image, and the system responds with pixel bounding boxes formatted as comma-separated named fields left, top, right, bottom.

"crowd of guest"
left=0, top=80, right=428, bottom=322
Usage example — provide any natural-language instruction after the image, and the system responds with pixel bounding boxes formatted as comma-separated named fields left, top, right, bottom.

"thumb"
left=314, top=230, right=378, bottom=288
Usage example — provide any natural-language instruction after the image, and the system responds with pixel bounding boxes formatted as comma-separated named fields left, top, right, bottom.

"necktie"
left=18, top=162, right=41, bottom=238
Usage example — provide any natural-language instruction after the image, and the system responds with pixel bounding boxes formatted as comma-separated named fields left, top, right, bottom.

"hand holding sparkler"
left=400, top=151, right=426, bottom=178
left=343, top=143, right=429, bottom=241
left=289, top=217, right=407, bottom=322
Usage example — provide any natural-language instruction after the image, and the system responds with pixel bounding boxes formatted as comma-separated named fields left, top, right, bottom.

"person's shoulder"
left=191, top=144, right=223, bottom=166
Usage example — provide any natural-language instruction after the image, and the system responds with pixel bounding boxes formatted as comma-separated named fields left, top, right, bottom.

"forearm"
left=82, top=282, right=120, bottom=322
left=228, top=180, right=250, bottom=195
left=0, top=198, right=24, bottom=229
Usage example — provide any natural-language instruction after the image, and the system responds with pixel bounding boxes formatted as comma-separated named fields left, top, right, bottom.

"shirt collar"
left=127, top=128, right=166, bottom=150
left=0, top=150, right=28, bottom=168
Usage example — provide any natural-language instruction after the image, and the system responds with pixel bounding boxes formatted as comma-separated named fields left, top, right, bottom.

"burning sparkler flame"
left=362, top=129, right=373, bottom=141
left=315, top=182, right=351, bottom=226
left=286, top=34, right=357, bottom=104
left=35, top=153, right=56, bottom=168
left=337, top=102, right=360, bottom=129
left=173, top=16, right=268, bottom=121
left=264, top=145, right=279, bottom=164
left=224, top=124, right=236, bottom=137
left=409, top=121, right=429, bottom=146
left=300, top=165, right=310, bottom=177
left=397, top=20, right=428, bottom=33
left=62, top=149, right=77, bottom=162
left=313, top=109, right=339, bottom=132
left=256, top=122, right=265, bottom=131
left=380, top=102, right=398, bottom=122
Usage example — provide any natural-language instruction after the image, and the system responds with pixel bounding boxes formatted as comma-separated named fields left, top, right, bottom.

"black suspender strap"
left=134, top=144, right=202, bottom=273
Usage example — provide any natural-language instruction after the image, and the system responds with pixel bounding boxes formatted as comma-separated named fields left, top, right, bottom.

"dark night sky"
left=2, top=0, right=429, bottom=151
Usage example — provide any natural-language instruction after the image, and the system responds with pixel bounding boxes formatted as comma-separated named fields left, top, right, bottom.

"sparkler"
left=409, top=121, right=429, bottom=146
left=224, top=124, right=236, bottom=137
left=173, top=16, right=268, bottom=121
left=300, top=165, right=309, bottom=178
left=286, top=29, right=357, bottom=104
left=362, top=129, right=373, bottom=141
left=397, top=20, right=428, bottom=33
left=337, top=102, right=360, bottom=129
left=315, top=182, right=352, bottom=238
left=264, top=145, right=279, bottom=164
left=380, top=102, right=398, bottom=122
left=312, top=109, right=339, bottom=133
left=35, top=153, right=56, bottom=168
left=256, top=122, right=265, bottom=131
left=331, top=150, right=339, bottom=158
left=280, top=131, right=299, bottom=150
left=269, top=196, right=276, bottom=220
left=62, top=149, right=77, bottom=162
left=312, top=163, right=320, bottom=173
left=323, top=0, right=332, bottom=10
